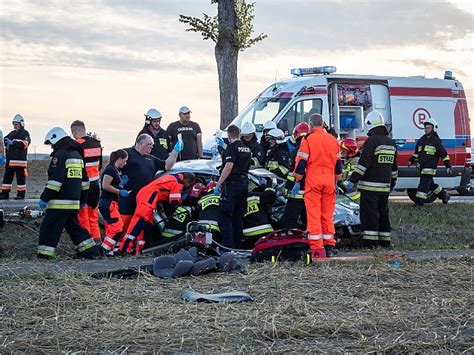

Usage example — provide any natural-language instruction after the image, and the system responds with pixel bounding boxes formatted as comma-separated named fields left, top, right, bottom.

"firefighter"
left=344, top=111, right=398, bottom=248
left=119, top=133, right=182, bottom=231
left=265, top=128, right=291, bottom=179
left=294, top=114, right=342, bottom=259
left=119, top=173, right=195, bottom=255
left=408, top=118, right=451, bottom=205
left=161, top=182, right=205, bottom=239
left=137, top=108, right=170, bottom=160
left=241, top=122, right=265, bottom=168
left=339, top=137, right=361, bottom=202
left=70, top=120, right=103, bottom=243
left=37, top=127, right=101, bottom=259
left=196, top=181, right=222, bottom=241
left=99, top=149, right=129, bottom=256
left=260, top=120, right=277, bottom=158
left=281, top=122, right=311, bottom=229
left=215, top=125, right=251, bottom=250
left=242, top=188, right=276, bottom=249
left=1, top=114, right=31, bottom=200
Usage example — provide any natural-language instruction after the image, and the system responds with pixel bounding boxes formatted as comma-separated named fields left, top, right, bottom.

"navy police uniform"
left=218, top=140, right=251, bottom=249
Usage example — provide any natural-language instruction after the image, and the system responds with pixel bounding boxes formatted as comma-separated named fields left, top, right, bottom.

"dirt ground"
left=0, top=259, right=472, bottom=352
left=1, top=161, right=473, bottom=352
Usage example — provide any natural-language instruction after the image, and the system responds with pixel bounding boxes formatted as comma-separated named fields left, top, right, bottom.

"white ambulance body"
left=218, top=67, right=472, bottom=191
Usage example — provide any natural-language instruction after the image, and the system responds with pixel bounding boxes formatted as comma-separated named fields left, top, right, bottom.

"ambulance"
left=208, top=66, right=472, bottom=195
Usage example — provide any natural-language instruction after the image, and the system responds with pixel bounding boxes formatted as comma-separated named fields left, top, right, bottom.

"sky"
left=1, top=0, right=473, bottom=154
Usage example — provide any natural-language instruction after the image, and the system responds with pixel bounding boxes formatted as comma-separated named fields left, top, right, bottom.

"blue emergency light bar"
left=291, top=66, right=337, bottom=76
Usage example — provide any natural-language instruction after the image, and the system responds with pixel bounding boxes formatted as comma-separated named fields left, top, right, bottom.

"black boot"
left=378, top=240, right=391, bottom=248
left=440, top=191, right=450, bottom=204
left=78, top=245, right=102, bottom=259
left=14, top=192, right=25, bottom=200
left=324, top=245, right=338, bottom=257
left=0, top=192, right=10, bottom=200
left=362, top=239, right=378, bottom=249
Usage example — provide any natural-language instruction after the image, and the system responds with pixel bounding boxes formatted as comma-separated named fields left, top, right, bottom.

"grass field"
left=0, top=259, right=472, bottom=352
left=1, top=162, right=473, bottom=352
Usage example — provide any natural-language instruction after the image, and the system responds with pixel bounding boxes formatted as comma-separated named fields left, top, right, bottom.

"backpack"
left=251, top=229, right=310, bottom=263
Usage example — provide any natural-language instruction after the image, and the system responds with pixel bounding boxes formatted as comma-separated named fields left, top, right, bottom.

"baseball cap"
left=179, top=106, right=191, bottom=114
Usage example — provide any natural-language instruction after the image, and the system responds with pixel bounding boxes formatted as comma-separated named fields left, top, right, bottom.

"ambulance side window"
left=278, top=98, right=322, bottom=135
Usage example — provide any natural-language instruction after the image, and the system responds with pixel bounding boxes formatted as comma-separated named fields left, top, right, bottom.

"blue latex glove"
left=38, top=200, right=47, bottom=209
left=291, top=181, right=300, bottom=198
left=0, top=154, right=5, bottom=167
left=215, top=136, right=225, bottom=148
left=344, top=181, right=355, bottom=193
left=181, top=193, right=188, bottom=201
left=213, top=182, right=221, bottom=195
left=4, top=138, right=14, bottom=147
left=121, top=175, right=129, bottom=186
left=119, top=189, right=130, bottom=198
left=173, top=140, right=184, bottom=153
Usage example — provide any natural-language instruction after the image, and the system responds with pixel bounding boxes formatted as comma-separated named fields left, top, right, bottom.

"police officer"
left=137, top=108, right=170, bottom=160
left=37, top=127, right=100, bottom=259
left=344, top=111, right=398, bottom=248
left=240, top=122, right=265, bottom=168
left=265, top=128, right=291, bottom=179
left=214, top=125, right=251, bottom=250
left=1, top=114, right=31, bottom=200
left=242, top=189, right=276, bottom=249
left=282, top=122, right=311, bottom=229
left=70, top=120, right=103, bottom=243
left=408, top=118, right=451, bottom=205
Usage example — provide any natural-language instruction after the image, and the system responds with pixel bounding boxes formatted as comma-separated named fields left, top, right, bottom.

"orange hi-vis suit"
left=294, top=127, right=342, bottom=258
left=119, top=174, right=184, bottom=255
left=76, top=136, right=103, bottom=243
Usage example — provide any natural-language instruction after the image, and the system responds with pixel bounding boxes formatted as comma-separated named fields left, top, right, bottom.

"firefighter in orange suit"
left=119, top=173, right=195, bottom=255
left=71, top=120, right=103, bottom=244
left=293, top=114, right=342, bottom=259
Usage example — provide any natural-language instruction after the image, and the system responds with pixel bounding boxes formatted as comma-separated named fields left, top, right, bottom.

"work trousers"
left=1, top=166, right=27, bottom=198
left=281, top=198, right=306, bottom=229
left=38, top=209, right=99, bottom=259
left=415, top=174, right=447, bottom=205
left=78, top=181, right=101, bottom=242
left=218, top=178, right=248, bottom=250
left=359, top=190, right=391, bottom=248
left=99, top=199, right=124, bottom=251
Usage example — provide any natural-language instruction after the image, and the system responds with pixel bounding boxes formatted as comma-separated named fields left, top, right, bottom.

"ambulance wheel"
left=406, top=189, right=437, bottom=204
left=457, top=185, right=474, bottom=196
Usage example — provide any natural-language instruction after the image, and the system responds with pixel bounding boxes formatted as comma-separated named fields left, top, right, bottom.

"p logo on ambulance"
left=412, top=108, right=432, bottom=130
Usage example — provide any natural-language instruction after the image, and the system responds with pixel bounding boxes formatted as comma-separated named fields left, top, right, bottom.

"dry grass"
left=0, top=259, right=472, bottom=352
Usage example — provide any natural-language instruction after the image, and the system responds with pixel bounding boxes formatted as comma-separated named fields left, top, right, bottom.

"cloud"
left=394, top=59, right=468, bottom=77
left=250, top=0, right=473, bottom=54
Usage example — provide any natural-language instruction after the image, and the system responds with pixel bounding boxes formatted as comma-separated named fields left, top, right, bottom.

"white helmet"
left=12, top=114, right=25, bottom=127
left=145, top=108, right=162, bottom=122
left=423, top=117, right=438, bottom=132
left=44, top=127, right=68, bottom=145
left=241, top=122, right=256, bottom=135
left=364, top=111, right=385, bottom=132
left=267, top=128, right=286, bottom=144
left=263, top=120, right=277, bottom=131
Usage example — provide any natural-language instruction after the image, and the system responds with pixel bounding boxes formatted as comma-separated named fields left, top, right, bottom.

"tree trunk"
left=215, top=0, right=239, bottom=129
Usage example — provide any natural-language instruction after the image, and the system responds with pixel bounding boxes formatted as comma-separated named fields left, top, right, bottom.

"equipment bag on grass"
left=251, top=229, right=310, bottom=263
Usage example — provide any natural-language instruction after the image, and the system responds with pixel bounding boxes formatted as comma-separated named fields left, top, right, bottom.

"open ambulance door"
left=328, top=81, right=391, bottom=141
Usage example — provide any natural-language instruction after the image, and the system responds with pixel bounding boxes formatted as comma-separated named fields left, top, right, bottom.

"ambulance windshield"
left=229, top=97, right=291, bottom=132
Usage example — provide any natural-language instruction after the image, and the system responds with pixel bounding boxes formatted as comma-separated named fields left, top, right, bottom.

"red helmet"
left=292, top=122, right=311, bottom=140
left=189, top=183, right=206, bottom=198
left=206, top=180, right=217, bottom=192
left=340, top=138, right=358, bottom=158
